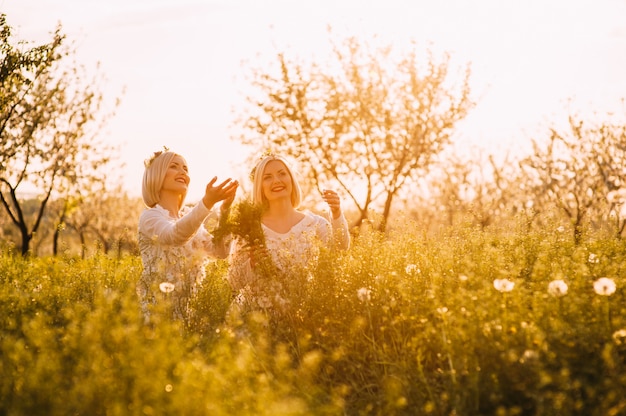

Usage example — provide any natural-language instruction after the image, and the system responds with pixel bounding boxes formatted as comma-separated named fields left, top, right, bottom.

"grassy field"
left=2, top=219, right=626, bottom=415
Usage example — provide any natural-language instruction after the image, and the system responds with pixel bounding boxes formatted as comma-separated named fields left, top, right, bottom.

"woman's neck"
left=264, top=198, right=295, bottom=219
left=159, top=191, right=182, bottom=218
left=262, top=199, right=304, bottom=233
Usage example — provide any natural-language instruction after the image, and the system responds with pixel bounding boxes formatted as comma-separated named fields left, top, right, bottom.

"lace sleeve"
left=330, top=214, right=350, bottom=250
left=313, top=212, right=350, bottom=250
left=139, top=202, right=210, bottom=246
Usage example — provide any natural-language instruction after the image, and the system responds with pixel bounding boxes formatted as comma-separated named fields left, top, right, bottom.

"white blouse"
left=137, top=202, right=226, bottom=322
left=227, top=210, right=350, bottom=312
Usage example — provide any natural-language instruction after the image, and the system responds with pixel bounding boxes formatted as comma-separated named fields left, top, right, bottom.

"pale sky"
left=2, top=0, right=626, bottom=200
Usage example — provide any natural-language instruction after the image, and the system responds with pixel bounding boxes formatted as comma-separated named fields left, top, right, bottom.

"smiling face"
left=261, top=160, right=293, bottom=204
left=251, top=155, right=302, bottom=209
left=160, top=155, right=190, bottom=196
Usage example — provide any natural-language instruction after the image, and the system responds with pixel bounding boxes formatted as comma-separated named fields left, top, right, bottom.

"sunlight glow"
left=2, top=0, right=625, bottom=199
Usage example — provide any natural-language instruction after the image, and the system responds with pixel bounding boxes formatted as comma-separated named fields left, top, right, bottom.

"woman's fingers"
left=204, top=178, right=239, bottom=206
left=322, top=189, right=342, bottom=218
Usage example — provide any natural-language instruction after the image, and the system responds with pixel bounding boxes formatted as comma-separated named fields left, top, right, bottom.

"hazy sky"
left=3, top=0, right=626, bottom=199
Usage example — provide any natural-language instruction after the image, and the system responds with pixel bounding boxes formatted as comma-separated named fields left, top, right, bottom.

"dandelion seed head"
left=612, top=329, right=626, bottom=345
left=159, top=282, right=176, bottom=293
left=547, top=279, right=568, bottom=297
left=593, top=277, right=616, bottom=296
left=405, top=264, right=419, bottom=274
left=493, top=278, right=515, bottom=292
left=357, top=287, right=372, bottom=303
left=520, top=349, right=539, bottom=363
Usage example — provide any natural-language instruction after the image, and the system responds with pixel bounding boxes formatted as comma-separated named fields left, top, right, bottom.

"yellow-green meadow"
left=2, top=219, right=626, bottom=415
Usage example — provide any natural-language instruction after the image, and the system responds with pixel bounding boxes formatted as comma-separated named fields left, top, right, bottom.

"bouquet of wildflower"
left=212, top=199, right=285, bottom=308
left=212, top=198, right=266, bottom=249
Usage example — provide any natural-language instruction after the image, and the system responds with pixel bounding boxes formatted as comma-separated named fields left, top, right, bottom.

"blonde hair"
left=142, top=150, right=187, bottom=209
left=251, top=154, right=302, bottom=209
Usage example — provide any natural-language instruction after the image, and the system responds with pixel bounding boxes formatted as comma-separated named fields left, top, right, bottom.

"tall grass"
left=1, top=219, right=626, bottom=415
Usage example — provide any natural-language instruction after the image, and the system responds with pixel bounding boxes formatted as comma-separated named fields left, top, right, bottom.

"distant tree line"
left=1, top=15, right=625, bottom=257
left=235, top=27, right=626, bottom=243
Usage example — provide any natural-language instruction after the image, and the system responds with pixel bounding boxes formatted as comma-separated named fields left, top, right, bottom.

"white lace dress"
left=137, top=203, right=226, bottom=323
left=227, top=210, right=350, bottom=312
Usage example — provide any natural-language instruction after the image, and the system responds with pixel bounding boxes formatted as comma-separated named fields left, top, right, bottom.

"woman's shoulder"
left=138, top=205, right=169, bottom=225
left=301, top=210, right=330, bottom=226
left=140, top=204, right=168, bottom=217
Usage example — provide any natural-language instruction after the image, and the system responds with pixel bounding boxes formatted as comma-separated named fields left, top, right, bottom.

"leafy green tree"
left=0, top=14, right=119, bottom=255
left=236, top=31, right=474, bottom=232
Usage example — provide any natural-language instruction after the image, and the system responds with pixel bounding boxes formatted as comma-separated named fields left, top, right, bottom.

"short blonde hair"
left=142, top=150, right=187, bottom=208
left=251, top=154, right=302, bottom=209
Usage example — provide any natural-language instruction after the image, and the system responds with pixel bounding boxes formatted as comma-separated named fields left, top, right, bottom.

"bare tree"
left=236, top=30, right=474, bottom=232
left=519, top=109, right=626, bottom=244
left=0, top=15, right=120, bottom=255
left=406, top=148, right=529, bottom=233
left=65, top=187, right=143, bottom=258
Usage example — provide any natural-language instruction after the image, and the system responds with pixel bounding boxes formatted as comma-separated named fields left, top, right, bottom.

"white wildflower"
left=520, top=349, right=539, bottom=363
left=593, top=277, right=616, bottom=296
left=405, top=264, right=419, bottom=274
left=588, top=253, right=599, bottom=264
left=357, top=287, right=372, bottom=303
left=547, top=279, right=568, bottom=297
left=493, top=278, right=515, bottom=293
left=612, top=329, right=626, bottom=345
left=159, top=282, right=175, bottom=293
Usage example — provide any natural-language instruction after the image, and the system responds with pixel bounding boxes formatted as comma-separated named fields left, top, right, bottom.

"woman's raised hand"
left=322, top=189, right=342, bottom=219
left=203, top=177, right=239, bottom=209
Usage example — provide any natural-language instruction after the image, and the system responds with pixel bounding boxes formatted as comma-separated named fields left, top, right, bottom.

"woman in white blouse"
left=137, top=149, right=238, bottom=324
left=227, top=154, right=350, bottom=314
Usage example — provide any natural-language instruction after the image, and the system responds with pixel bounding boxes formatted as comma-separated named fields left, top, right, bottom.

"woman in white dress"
left=227, top=154, right=350, bottom=315
left=137, top=149, right=238, bottom=325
